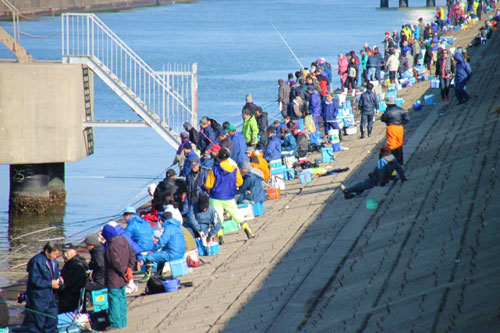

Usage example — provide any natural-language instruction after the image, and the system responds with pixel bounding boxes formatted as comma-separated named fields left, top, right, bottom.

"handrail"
left=1, top=0, right=20, bottom=42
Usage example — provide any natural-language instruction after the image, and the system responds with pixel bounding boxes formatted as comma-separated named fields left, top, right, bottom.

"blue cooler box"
left=299, top=171, right=312, bottom=184
left=321, top=147, right=334, bottom=163
left=170, top=258, right=189, bottom=278
left=424, top=94, right=435, bottom=105
left=206, top=242, right=220, bottom=256
left=252, top=202, right=264, bottom=216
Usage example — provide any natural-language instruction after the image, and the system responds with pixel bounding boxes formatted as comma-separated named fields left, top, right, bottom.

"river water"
left=0, top=0, right=445, bottom=286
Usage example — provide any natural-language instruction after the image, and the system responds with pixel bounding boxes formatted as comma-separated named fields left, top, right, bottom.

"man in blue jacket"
left=23, top=241, right=62, bottom=333
left=227, top=124, right=248, bottom=168
left=123, top=207, right=154, bottom=254
left=264, top=126, right=282, bottom=162
left=181, top=142, right=201, bottom=178
left=143, top=212, right=186, bottom=280
left=322, top=92, right=340, bottom=137
left=280, top=127, right=297, bottom=154
left=185, top=195, right=222, bottom=243
left=358, top=83, right=379, bottom=138
left=237, top=160, right=266, bottom=204
left=454, top=49, right=472, bottom=104
left=307, top=85, right=322, bottom=132
left=198, top=116, right=216, bottom=154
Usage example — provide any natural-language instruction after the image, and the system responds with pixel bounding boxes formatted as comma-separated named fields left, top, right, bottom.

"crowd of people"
left=17, top=1, right=500, bottom=331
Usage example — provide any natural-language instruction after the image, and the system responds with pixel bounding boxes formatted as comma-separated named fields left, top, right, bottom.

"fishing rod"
left=268, top=20, right=304, bottom=69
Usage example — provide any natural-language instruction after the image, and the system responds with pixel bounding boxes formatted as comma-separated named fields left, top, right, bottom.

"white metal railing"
left=61, top=13, right=197, bottom=137
left=1, top=0, right=20, bottom=43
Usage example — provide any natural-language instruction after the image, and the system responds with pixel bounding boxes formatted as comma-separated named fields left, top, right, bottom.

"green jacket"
left=242, top=115, right=259, bottom=145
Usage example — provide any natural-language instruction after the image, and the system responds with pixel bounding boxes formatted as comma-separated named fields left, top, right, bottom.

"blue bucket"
left=162, top=279, right=180, bottom=292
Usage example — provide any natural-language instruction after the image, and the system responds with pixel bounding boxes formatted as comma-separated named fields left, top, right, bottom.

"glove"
left=124, top=267, right=134, bottom=282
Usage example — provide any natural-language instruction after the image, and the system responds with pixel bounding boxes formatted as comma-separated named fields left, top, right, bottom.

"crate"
left=222, top=219, right=240, bottom=234
left=270, top=165, right=286, bottom=176
left=269, top=159, right=283, bottom=169
left=169, top=257, right=189, bottom=277
left=424, top=94, right=435, bottom=105
left=237, top=203, right=255, bottom=221
left=298, top=171, right=312, bottom=184
left=321, top=147, right=334, bottom=163
left=206, top=242, right=220, bottom=256
left=284, top=168, right=295, bottom=181
left=252, top=202, right=264, bottom=217
left=267, top=188, right=280, bottom=200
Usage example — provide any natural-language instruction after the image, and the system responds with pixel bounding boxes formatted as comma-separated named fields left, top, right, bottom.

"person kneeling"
left=340, top=145, right=407, bottom=199
left=142, top=212, right=186, bottom=281
left=185, top=195, right=223, bottom=244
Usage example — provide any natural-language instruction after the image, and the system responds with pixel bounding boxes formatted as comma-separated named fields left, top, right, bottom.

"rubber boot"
left=141, top=262, right=154, bottom=282
left=216, top=229, right=224, bottom=245
left=360, top=128, right=365, bottom=139
left=367, top=127, right=372, bottom=137
left=241, top=223, right=255, bottom=239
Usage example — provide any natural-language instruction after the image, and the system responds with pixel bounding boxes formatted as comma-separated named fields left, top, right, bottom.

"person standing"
left=358, top=83, right=379, bottom=138
left=242, top=109, right=259, bottom=147
left=227, top=124, right=248, bottom=168
left=435, top=48, right=455, bottom=102
left=321, top=92, right=340, bottom=138
left=454, top=48, right=472, bottom=105
left=381, top=96, right=409, bottom=165
left=198, top=116, right=216, bottom=154
left=102, top=225, right=136, bottom=330
left=307, top=85, right=322, bottom=133
left=385, top=49, right=400, bottom=83
left=23, top=241, right=62, bottom=333
left=242, top=94, right=258, bottom=116
left=255, top=107, right=269, bottom=149
left=84, top=234, right=105, bottom=291
left=278, top=79, right=291, bottom=118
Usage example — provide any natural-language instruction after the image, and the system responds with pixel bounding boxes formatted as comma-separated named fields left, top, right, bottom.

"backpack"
left=145, top=276, right=166, bottom=295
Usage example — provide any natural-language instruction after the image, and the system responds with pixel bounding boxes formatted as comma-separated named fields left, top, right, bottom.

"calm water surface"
left=0, top=0, right=445, bottom=286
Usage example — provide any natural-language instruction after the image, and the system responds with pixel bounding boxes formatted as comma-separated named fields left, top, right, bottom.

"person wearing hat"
left=227, top=124, right=249, bottom=169
left=278, top=79, right=291, bottom=118
left=360, top=49, right=368, bottom=85
left=142, top=210, right=186, bottom=281
left=173, top=132, right=193, bottom=171
left=84, top=234, right=105, bottom=291
left=205, top=149, right=254, bottom=239
left=57, top=244, right=89, bottom=314
left=242, top=109, right=259, bottom=147
left=307, top=84, right=322, bottom=132
left=358, top=82, right=379, bottom=139
left=185, top=194, right=223, bottom=244
left=255, top=106, right=269, bottom=148
left=280, top=126, right=297, bottom=155
left=264, top=126, right=282, bottom=162
left=292, top=125, right=309, bottom=160
left=381, top=96, right=409, bottom=165
left=237, top=160, right=266, bottom=205
left=322, top=92, right=340, bottom=139
left=197, top=116, right=216, bottom=155
left=385, top=48, right=400, bottom=83
left=242, top=94, right=258, bottom=117
left=23, top=241, right=61, bottom=332
left=152, top=169, right=178, bottom=212
left=339, top=145, right=407, bottom=199
left=181, top=141, right=200, bottom=178
left=246, top=147, right=270, bottom=181
left=219, top=130, right=234, bottom=153
left=183, top=122, right=200, bottom=147
left=101, top=225, right=135, bottom=329
left=186, top=158, right=209, bottom=206
left=123, top=206, right=155, bottom=254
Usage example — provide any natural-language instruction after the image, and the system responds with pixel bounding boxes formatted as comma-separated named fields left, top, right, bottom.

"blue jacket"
left=186, top=204, right=221, bottom=237
left=114, top=224, right=142, bottom=256
left=197, top=126, right=216, bottom=153
left=237, top=170, right=266, bottom=204
left=322, top=99, right=339, bottom=121
left=182, top=150, right=201, bottom=177
left=230, top=132, right=248, bottom=167
left=26, top=252, right=60, bottom=312
left=153, top=218, right=185, bottom=261
left=454, top=52, right=471, bottom=84
left=124, top=215, right=154, bottom=252
left=264, top=134, right=282, bottom=161
left=206, top=162, right=238, bottom=200
left=309, top=91, right=322, bottom=116
left=281, top=133, right=297, bottom=153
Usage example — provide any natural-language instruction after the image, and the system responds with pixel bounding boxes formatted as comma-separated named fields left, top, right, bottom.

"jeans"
left=455, top=80, right=469, bottom=103
left=108, top=286, right=127, bottom=328
left=439, top=77, right=451, bottom=99
left=346, top=178, right=376, bottom=195
left=360, top=113, right=374, bottom=134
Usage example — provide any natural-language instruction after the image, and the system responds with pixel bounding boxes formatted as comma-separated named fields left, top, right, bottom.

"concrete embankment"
left=0, top=0, right=192, bottom=19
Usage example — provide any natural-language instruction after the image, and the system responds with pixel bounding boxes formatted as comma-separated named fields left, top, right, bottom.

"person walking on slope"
left=358, top=82, right=379, bottom=139
left=339, top=145, right=407, bottom=199
left=454, top=48, right=472, bottom=105
left=435, top=48, right=455, bottom=102
left=205, top=148, right=255, bottom=239
left=381, top=96, right=409, bottom=165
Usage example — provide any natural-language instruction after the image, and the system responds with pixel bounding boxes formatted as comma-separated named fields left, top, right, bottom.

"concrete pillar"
left=380, top=0, right=389, bottom=7
left=426, top=0, right=436, bottom=6
left=399, top=0, right=408, bottom=7
left=9, top=163, right=66, bottom=215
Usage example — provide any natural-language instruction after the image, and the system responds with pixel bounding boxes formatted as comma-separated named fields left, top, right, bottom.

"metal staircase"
left=0, top=0, right=33, bottom=62
left=62, top=13, right=197, bottom=149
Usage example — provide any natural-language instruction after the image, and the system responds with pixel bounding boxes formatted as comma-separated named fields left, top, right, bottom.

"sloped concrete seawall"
left=0, top=0, right=192, bottom=19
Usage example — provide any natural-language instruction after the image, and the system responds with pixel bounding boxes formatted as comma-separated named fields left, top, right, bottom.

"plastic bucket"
left=162, top=279, right=180, bottom=292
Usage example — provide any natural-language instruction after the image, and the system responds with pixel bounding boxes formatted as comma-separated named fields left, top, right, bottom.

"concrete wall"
left=0, top=61, right=93, bottom=164
left=0, top=0, right=192, bottom=19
